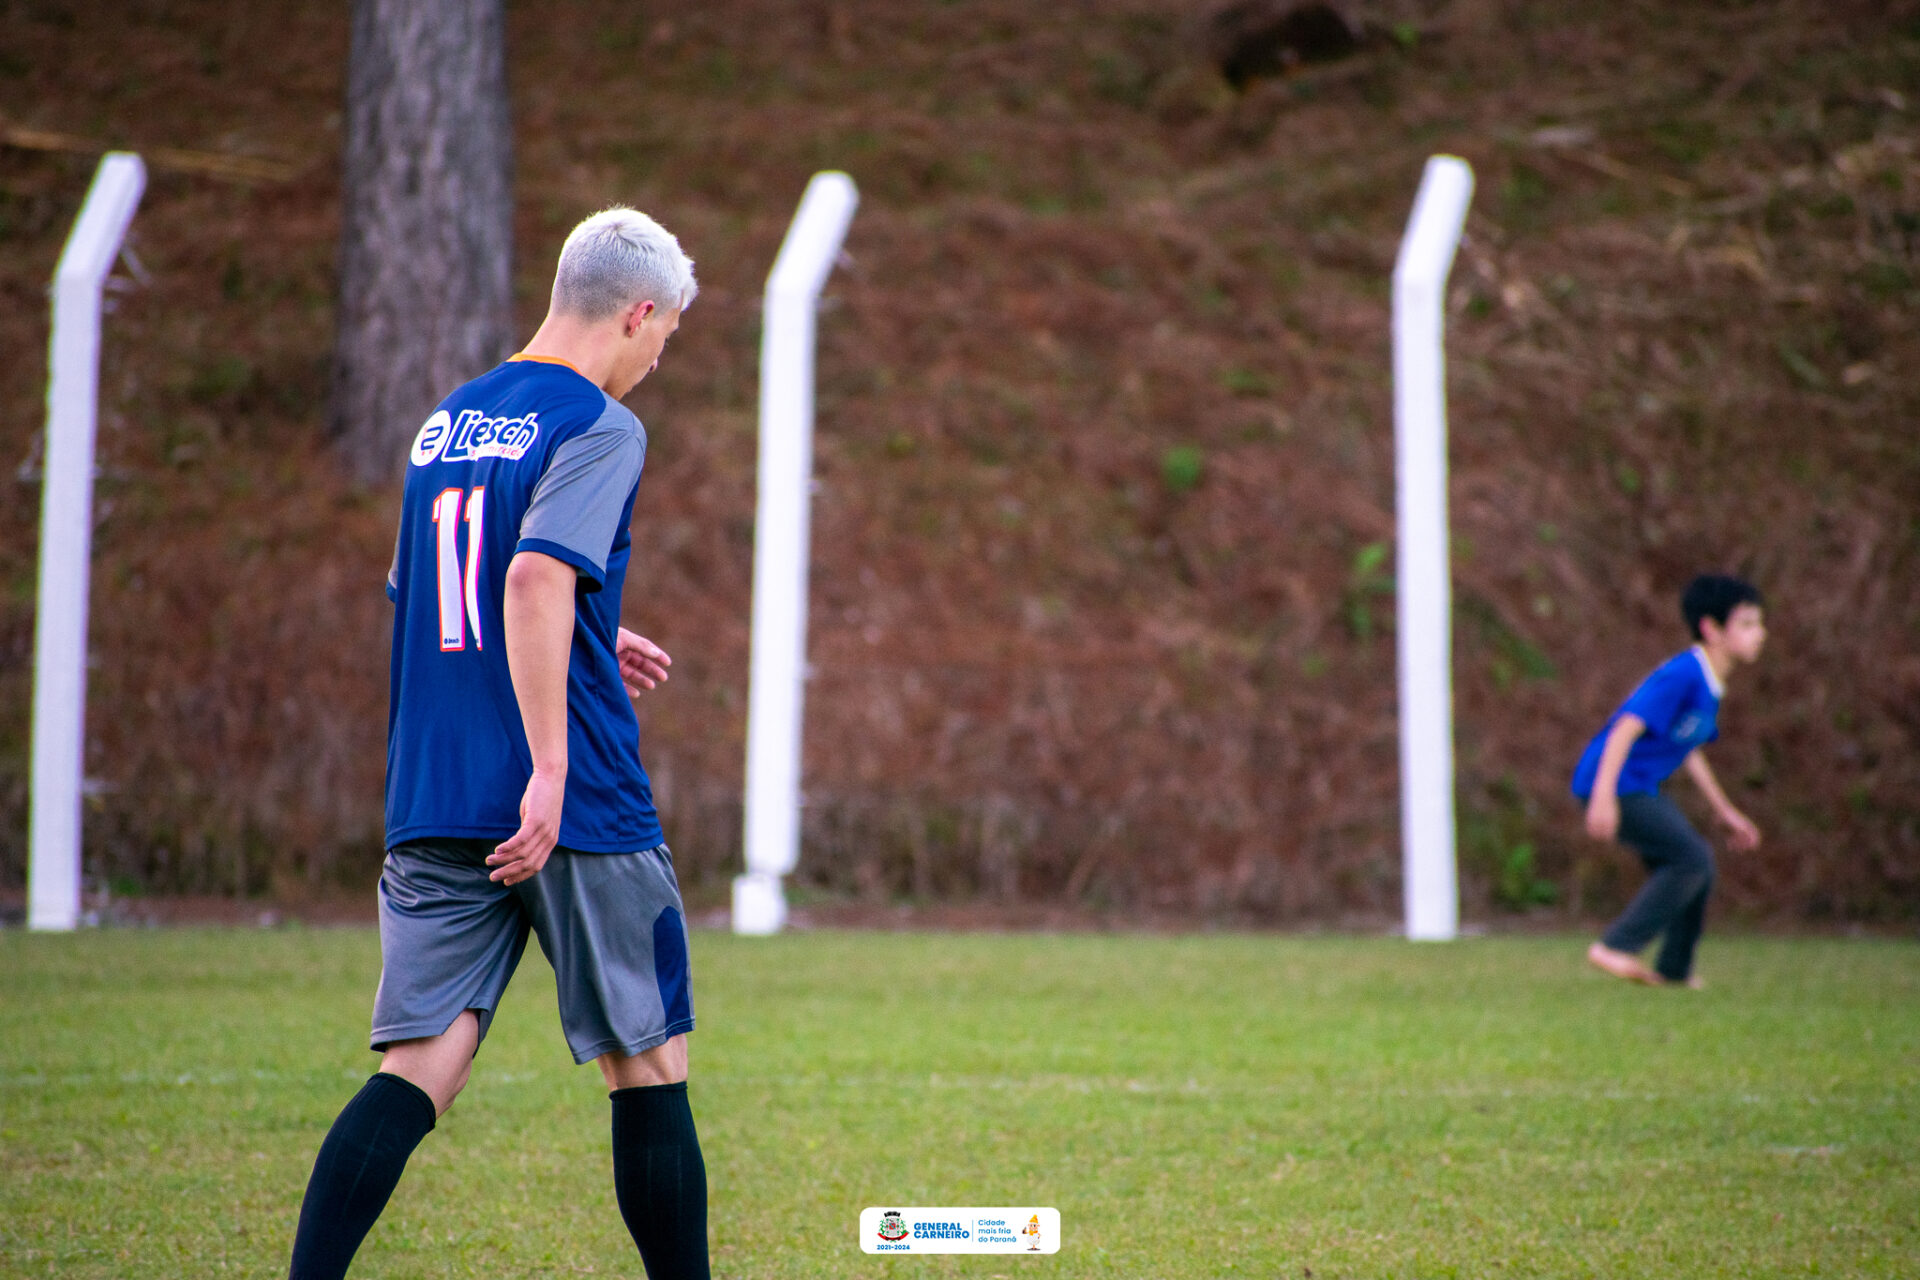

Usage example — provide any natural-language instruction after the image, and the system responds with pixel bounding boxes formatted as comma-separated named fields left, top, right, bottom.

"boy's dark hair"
left=1681, top=574, right=1764, bottom=639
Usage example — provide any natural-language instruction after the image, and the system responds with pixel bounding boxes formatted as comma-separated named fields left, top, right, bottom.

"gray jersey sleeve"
left=517, top=397, right=646, bottom=589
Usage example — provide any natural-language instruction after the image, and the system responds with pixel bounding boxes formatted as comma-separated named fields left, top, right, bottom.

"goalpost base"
left=732, top=872, right=788, bottom=936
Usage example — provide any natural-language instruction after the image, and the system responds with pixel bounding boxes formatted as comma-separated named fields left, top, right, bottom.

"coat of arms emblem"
left=878, top=1210, right=909, bottom=1242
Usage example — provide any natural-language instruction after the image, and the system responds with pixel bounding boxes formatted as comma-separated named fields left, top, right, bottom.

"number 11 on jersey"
left=432, top=486, right=486, bottom=651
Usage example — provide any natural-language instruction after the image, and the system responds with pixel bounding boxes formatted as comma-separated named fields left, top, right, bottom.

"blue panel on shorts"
left=652, top=906, right=692, bottom=1029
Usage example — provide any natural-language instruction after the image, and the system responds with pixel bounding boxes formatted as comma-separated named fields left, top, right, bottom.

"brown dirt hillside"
left=2, top=0, right=1916, bottom=922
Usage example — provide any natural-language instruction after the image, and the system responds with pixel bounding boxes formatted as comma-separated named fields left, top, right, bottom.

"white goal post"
left=29, top=152, right=147, bottom=932
left=1392, top=154, right=1474, bottom=942
left=734, top=171, right=859, bottom=935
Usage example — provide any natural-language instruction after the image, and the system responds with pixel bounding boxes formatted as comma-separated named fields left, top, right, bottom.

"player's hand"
left=1719, top=806, right=1761, bottom=851
left=489, top=768, right=565, bottom=885
left=1584, top=794, right=1620, bottom=841
left=616, top=628, right=672, bottom=697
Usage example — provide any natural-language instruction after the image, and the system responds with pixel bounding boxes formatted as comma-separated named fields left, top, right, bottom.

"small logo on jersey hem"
left=411, top=408, right=540, bottom=466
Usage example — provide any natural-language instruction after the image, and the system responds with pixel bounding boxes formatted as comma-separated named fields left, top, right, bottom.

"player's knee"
left=448, top=1056, right=474, bottom=1099
left=417, top=1062, right=472, bottom=1118
left=379, top=1058, right=467, bottom=1117
left=599, top=1035, right=689, bottom=1090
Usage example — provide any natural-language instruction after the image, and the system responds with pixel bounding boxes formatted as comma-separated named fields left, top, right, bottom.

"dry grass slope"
left=1, top=0, right=1916, bottom=921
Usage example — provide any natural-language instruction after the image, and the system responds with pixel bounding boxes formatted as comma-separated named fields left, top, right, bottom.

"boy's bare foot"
left=1664, top=974, right=1706, bottom=990
left=1587, top=942, right=1660, bottom=985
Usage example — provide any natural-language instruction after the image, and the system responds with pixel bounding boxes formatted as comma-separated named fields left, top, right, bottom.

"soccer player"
left=1572, top=574, right=1767, bottom=988
left=286, top=209, right=709, bottom=1279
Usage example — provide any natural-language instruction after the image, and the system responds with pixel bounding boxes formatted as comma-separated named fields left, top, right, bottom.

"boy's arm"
left=1682, top=750, right=1762, bottom=850
left=1584, top=714, right=1646, bottom=841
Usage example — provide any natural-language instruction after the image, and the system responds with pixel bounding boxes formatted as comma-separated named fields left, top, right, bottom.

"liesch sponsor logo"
left=410, top=408, right=540, bottom=466
left=859, top=1207, right=1060, bottom=1255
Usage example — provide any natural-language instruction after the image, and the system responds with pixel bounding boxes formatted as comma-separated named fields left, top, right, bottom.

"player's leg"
left=1652, top=826, right=1715, bottom=985
left=288, top=840, right=531, bottom=1280
left=287, top=1015, right=476, bottom=1280
left=603, top=1034, right=708, bottom=1280
left=520, top=844, right=708, bottom=1279
left=380, top=1010, right=482, bottom=1113
left=601, top=1032, right=689, bottom=1088
left=1592, top=794, right=1704, bottom=984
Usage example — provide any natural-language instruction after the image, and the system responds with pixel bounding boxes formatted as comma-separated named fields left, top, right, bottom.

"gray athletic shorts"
left=370, top=838, right=694, bottom=1064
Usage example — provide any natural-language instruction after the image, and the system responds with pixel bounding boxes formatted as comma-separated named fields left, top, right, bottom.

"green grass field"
left=2, top=928, right=1915, bottom=1278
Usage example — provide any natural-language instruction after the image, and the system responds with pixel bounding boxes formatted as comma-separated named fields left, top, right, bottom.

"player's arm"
left=1682, top=750, right=1761, bottom=850
left=489, top=550, right=577, bottom=885
left=1584, top=713, right=1645, bottom=841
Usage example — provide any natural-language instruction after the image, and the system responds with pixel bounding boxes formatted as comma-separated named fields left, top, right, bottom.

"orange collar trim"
left=510, top=352, right=583, bottom=374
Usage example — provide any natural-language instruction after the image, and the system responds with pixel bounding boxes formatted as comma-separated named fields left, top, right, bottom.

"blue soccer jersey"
left=1571, top=646, right=1723, bottom=800
left=383, top=355, right=663, bottom=853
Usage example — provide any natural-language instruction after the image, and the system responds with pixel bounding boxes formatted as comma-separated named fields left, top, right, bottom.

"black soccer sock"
left=288, top=1072, right=437, bottom=1280
left=610, top=1081, right=711, bottom=1280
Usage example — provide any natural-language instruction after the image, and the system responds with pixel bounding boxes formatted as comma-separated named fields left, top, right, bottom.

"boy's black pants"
left=1600, top=792, right=1716, bottom=981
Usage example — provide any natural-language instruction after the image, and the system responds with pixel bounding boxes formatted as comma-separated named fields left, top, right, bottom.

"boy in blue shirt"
left=1572, top=575, right=1767, bottom=987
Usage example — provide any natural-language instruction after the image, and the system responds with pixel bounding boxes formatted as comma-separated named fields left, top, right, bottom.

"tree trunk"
left=332, top=0, right=513, bottom=486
